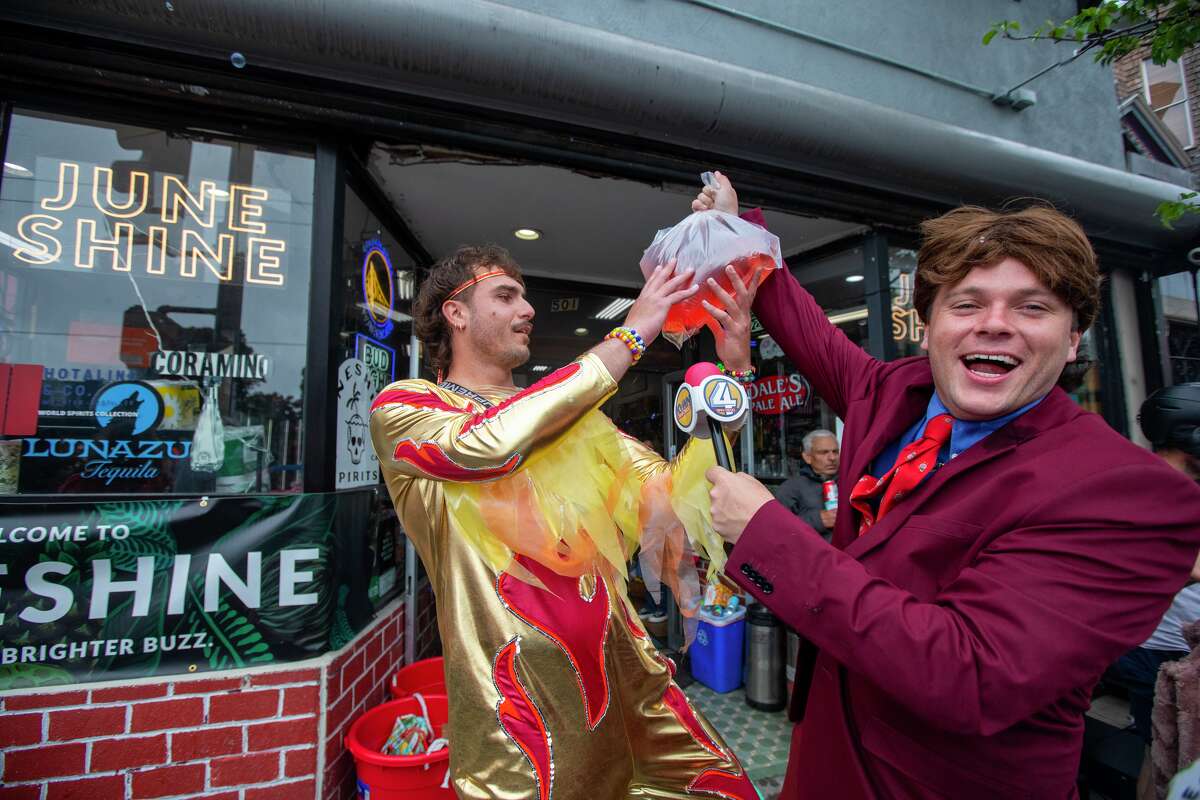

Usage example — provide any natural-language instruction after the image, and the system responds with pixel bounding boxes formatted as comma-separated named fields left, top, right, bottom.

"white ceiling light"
left=845, top=274, right=864, bottom=283
left=513, top=228, right=542, bottom=241
left=592, top=297, right=635, bottom=319
left=531, top=365, right=550, bottom=372
left=574, top=327, right=588, bottom=336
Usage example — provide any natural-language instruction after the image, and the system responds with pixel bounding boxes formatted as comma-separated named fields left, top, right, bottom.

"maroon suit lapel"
left=843, top=387, right=1080, bottom=561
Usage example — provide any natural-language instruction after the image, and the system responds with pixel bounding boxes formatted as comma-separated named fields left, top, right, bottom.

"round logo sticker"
left=674, top=384, right=694, bottom=430
left=92, top=381, right=164, bottom=436
left=702, top=376, right=745, bottom=421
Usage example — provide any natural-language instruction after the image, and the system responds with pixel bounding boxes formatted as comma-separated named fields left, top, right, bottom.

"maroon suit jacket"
left=728, top=264, right=1200, bottom=799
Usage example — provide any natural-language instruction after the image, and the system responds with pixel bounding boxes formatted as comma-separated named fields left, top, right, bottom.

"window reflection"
left=748, top=248, right=866, bottom=482
left=335, top=183, right=416, bottom=491
left=889, top=247, right=925, bottom=359
left=1143, top=59, right=1194, bottom=149
left=1159, top=271, right=1200, bottom=383
left=0, top=110, right=314, bottom=495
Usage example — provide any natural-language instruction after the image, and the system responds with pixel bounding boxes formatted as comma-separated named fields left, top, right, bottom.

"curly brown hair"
left=413, top=245, right=524, bottom=375
left=913, top=204, right=1102, bottom=333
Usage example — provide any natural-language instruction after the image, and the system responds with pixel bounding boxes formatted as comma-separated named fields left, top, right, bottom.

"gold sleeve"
left=616, top=429, right=720, bottom=485
left=368, top=354, right=617, bottom=482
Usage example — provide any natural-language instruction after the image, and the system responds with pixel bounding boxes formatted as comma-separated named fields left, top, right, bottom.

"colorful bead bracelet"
left=605, top=326, right=647, bottom=363
left=717, top=361, right=756, bottom=385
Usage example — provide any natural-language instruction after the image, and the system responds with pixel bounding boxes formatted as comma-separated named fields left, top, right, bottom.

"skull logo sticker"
left=336, top=357, right=380, bottom=488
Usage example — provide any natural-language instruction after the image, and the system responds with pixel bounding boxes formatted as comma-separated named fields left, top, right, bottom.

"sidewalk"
left=684, top=680, right=791, bottom=797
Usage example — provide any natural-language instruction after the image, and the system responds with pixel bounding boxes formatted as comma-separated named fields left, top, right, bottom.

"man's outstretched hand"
left=707, top=466, right=775, bottom=545
left=592, top=258, right=698, bottom=383
left=704, top=264, right=755, bottom=373
left=692, top=170, right=739, bottom=215
left=622, top=258, right=697, bottom=346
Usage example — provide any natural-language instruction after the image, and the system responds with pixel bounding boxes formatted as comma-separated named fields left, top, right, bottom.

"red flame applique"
left=371, top=388, right=463, bottom=415
left=686, top=767, right=758, bottom=799
left=493, top=637, right=553, bottom=800
left=497, top=555, right=611, bottom=730
left=663, top=683, right=724, bottom=759
left=391, top=440, right=521, bottom=481
left=619, top=598, right=648, bottom=640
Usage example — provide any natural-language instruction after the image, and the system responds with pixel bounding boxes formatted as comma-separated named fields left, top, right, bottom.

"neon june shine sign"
left=11, top=160, right=290, bottom=287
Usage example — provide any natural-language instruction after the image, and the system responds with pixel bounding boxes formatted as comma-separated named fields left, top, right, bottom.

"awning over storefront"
left=4, top=0, right=1197, bottom=251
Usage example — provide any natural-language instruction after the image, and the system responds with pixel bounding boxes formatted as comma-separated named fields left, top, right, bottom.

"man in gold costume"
left=369, top=244, right=758, bottom=799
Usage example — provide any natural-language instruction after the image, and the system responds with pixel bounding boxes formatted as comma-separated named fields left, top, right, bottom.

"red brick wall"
left=322, top=605, right=406, bottom=800
left=0, top=600, right=405, bottom=800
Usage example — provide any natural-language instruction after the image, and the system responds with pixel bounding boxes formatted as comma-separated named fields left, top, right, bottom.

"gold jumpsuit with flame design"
left=369, top=355, right=756, bottom=800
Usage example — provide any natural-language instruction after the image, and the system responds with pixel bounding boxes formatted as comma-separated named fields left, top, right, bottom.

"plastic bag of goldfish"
left=639, top=182, right=782, bottom=348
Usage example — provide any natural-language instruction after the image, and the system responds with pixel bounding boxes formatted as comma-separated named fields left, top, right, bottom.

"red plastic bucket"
left=346, top=694, right=453, bottom=799
left=390, top=656, right=446, bottom=700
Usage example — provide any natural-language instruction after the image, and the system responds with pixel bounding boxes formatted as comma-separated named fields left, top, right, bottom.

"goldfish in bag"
left=639, top=188, right=782, bottom=347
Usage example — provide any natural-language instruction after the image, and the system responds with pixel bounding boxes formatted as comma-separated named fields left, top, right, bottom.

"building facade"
left=1114, top=39, right=1200, bottom=387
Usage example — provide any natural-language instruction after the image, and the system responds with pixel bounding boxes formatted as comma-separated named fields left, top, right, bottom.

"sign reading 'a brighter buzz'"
left=12, top=161, right=290, bottom=287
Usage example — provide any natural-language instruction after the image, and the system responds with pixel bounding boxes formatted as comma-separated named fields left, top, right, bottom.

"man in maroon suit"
left=694, top=175, right=1200, bottom=799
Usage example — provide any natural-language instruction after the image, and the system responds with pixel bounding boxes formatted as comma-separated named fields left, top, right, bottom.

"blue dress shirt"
left=870, top=392, right=1045, bottom=478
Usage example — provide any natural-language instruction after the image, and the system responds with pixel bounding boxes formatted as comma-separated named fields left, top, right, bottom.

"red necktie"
left=849, top=414, right=954, bottom=536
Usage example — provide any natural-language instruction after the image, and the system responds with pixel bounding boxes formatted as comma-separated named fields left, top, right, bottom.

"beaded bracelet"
left=717, top=361, right=756, bottom=385
left=605, top=326, right=647, bottom=363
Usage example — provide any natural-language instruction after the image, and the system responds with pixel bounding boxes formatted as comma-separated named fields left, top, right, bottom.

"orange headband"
left=444, top=269, right=509, bottom=301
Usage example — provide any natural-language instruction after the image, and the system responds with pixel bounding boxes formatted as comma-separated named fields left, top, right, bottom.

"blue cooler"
left=689, top=607, right=746, bottom=692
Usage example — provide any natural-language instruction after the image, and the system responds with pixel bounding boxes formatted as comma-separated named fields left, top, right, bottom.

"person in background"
left=774, top=428, right=840, bottom=541
left=1113, top=382, right=1200, bottom=800
left=695, top=173, right=1200, bottom=800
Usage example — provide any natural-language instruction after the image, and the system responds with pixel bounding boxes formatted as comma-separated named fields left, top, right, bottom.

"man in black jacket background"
left=773, top=428, right=840, bottom=541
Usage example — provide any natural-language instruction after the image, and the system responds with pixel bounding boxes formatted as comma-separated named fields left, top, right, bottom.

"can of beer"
left=822, top=480, right=838, bottom=511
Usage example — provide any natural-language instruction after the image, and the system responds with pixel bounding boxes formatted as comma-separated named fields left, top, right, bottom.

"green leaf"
left=0, top=663, right=75, bottom=691
left=983, top=29, right=998, bottom=45
left=1154, top=193, right=1200, bottom=229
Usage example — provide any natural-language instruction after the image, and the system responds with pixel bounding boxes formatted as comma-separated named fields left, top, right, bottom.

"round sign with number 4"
left=702, top=375, right=747, bottom=422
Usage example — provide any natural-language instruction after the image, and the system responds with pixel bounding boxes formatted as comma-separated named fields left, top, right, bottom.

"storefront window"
left=334, top=183, right=416, bottom=491
left=748, top=251, right=864, bottom=482
left=333, top=182, right=416, bottom=614
left=0, top=109, right=314, bottom=495
left=748, top=330, right=824, bottom=480
left=1158, top=270, right=1200, bottom=383
left=1065, top=328, right=1105, bottom=415
left=889, top=247, right=924, bottom=359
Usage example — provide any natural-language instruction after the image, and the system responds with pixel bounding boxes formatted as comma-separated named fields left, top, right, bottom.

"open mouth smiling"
left=961, top=352, right=1020, bottom=378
